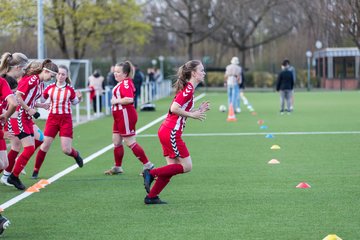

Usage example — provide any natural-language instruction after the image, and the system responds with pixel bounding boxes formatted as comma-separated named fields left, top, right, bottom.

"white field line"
left=0, top=93, right=206, bottom=211
left=137, top=131, right=360, bottom=138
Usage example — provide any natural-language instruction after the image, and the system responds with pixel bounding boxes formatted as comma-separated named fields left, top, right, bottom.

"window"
left=333, top=57, right=355, bottom=79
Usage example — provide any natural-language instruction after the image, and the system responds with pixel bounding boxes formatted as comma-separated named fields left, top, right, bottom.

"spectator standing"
left=88, top=69, right=105, bottom=113
left=276, top=60, right=294, bottom=115
left=283, top=59, right=296, bottom=111
left=133, top=65, right=144, bottom=109
left=105, top=66, right=117, bottom=109
left=224, top=57, right=242, bottom=113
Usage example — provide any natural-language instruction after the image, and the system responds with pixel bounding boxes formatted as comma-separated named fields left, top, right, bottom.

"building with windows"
left=313, top=48, right=360, bottom=90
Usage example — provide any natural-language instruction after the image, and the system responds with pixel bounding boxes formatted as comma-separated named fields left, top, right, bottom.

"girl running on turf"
left=32, top=65, right=83, bottom=179
left=0, top=52, right=25, bottom=235
left=0, top=53, right=29, bottom=183
left=0, top=61, right=47, bottom=185
left=7, top=59, right=58, bottom=190
left=104, top=60, right=154, bottom=175
left=143, top=60, right=210, bottom=204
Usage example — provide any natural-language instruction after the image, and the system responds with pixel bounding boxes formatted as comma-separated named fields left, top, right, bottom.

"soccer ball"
left=219, top=105, right=227, bottom=112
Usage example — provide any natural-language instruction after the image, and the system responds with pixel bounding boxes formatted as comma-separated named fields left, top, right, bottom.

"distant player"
left=143, top=60, right=210, bottom=204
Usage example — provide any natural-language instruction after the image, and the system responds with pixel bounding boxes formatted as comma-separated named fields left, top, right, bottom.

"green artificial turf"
left=1, top=91, right=359, bottom=239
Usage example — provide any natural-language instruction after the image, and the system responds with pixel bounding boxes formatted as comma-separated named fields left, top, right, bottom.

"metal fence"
left=37, top=80, right=172, bottom=124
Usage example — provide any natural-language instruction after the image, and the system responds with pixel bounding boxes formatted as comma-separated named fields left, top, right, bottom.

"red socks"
left=12, top=146, right=35, bottom=177
left=129, top=142, right=149, bottom=164
left=68, top=148, right=78, bottom=158
left=5, top=149, right=19, bottom=172
left=114, top=145, right=124, bottom=167
left=34, top=149, right=47, bottom=172
left=150, top=164, right=184, bottom=178
left=34, top=139, right=43, bottom=150
left=148, top=177, right=170, bottom=198
left=148, top=164, right=184, bottom=198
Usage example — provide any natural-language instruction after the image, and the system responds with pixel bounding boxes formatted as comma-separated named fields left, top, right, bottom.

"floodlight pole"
left=37, top=0, right=45, bottom=59
left=306, top=50, right=312, bottom=91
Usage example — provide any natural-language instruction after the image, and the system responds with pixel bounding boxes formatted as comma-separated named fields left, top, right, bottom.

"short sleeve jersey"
left=111, top=78, right=135, bottom=111
left=163, top=82, right=194, bottom=131
left=17, top=75, right=44, bottom=118
left=44, top=83, right=77, bottom=114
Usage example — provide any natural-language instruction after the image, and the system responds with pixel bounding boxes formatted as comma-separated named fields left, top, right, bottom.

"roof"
left=313, top=47, right=360, bottom=58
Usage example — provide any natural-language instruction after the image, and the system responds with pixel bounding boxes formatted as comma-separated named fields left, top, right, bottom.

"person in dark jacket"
left=133, top=65, right=144, bottom=109
left=276, top=60, right=294, bottom=114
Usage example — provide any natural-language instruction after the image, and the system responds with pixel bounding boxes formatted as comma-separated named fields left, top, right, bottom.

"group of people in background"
left=0, top=52, right=84, bottom=236
left=224, top=56, right=296, bottom=115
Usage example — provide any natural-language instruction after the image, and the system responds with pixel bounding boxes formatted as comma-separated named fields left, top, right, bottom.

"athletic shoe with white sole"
left=0, top=174, right=12, bottom=187
left=0, top=215, right=10, bottom=236
left=139, top=162, right=155, bottom=176
left=104, top=166, right=124, bottom=175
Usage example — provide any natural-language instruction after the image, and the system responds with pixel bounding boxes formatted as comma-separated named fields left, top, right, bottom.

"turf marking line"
left=0, top=93, right=206, bottom=211
left=137, top=131, right=360, bottom=138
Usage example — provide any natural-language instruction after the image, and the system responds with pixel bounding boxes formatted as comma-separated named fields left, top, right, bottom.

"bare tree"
left=211, top=0, right=301, bottom=67
left=146, top=0, right=223, bottom=60
left=326, top=0, right=360, bottom=48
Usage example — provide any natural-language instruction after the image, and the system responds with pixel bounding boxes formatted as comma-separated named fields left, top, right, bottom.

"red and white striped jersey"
left=162, top=82, right=194, bottom=132
left=16, top=75, right=44, bottom=118
left=111, top=77, right=135, bottom=112
left=17, top=75, right=42, bottom=107
left=44, top=83, right=79, bottom=114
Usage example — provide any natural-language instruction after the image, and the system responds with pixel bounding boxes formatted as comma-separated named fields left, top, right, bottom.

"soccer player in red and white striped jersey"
left=32, top=65, right=83, bottom=179
left=1, top=61, right=47, bottom=186
left=143, top=60, right=210, bottom=204
left=0, top=52, right=28, bottom=235
left=104, top=60, right=154, bottom=175
left=7, top=59, right=59, bottom=190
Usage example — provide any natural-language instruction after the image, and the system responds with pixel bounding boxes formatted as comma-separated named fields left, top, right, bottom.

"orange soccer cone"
left=227, top=103, right=237, bottom=122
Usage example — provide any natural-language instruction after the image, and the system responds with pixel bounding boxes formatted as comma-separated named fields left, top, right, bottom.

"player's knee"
left=0, top=159, right=9, bottom=170
left=182, top=162, right=192, bottom=173
left=62, top=147, right=72, bottom=155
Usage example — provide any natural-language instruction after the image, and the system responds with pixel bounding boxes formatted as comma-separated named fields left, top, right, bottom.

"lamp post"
left=306, top=50, right=312, bottom=91
left=151, top=59, right=157, bottom=68
left=158, top=55, right=164, bottom=79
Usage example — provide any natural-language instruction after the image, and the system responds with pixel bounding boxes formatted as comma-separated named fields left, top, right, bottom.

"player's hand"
left=27, top=108, right=36, bottom=116
left=199, top=101, right=210, bottom=112
left=40, top=103, right=50, bottom=110
left=76, top=91, right=83, bottom=101
left=110, top=97, right=119, bottom=105
left=191, top=110, right=206, bottom=121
